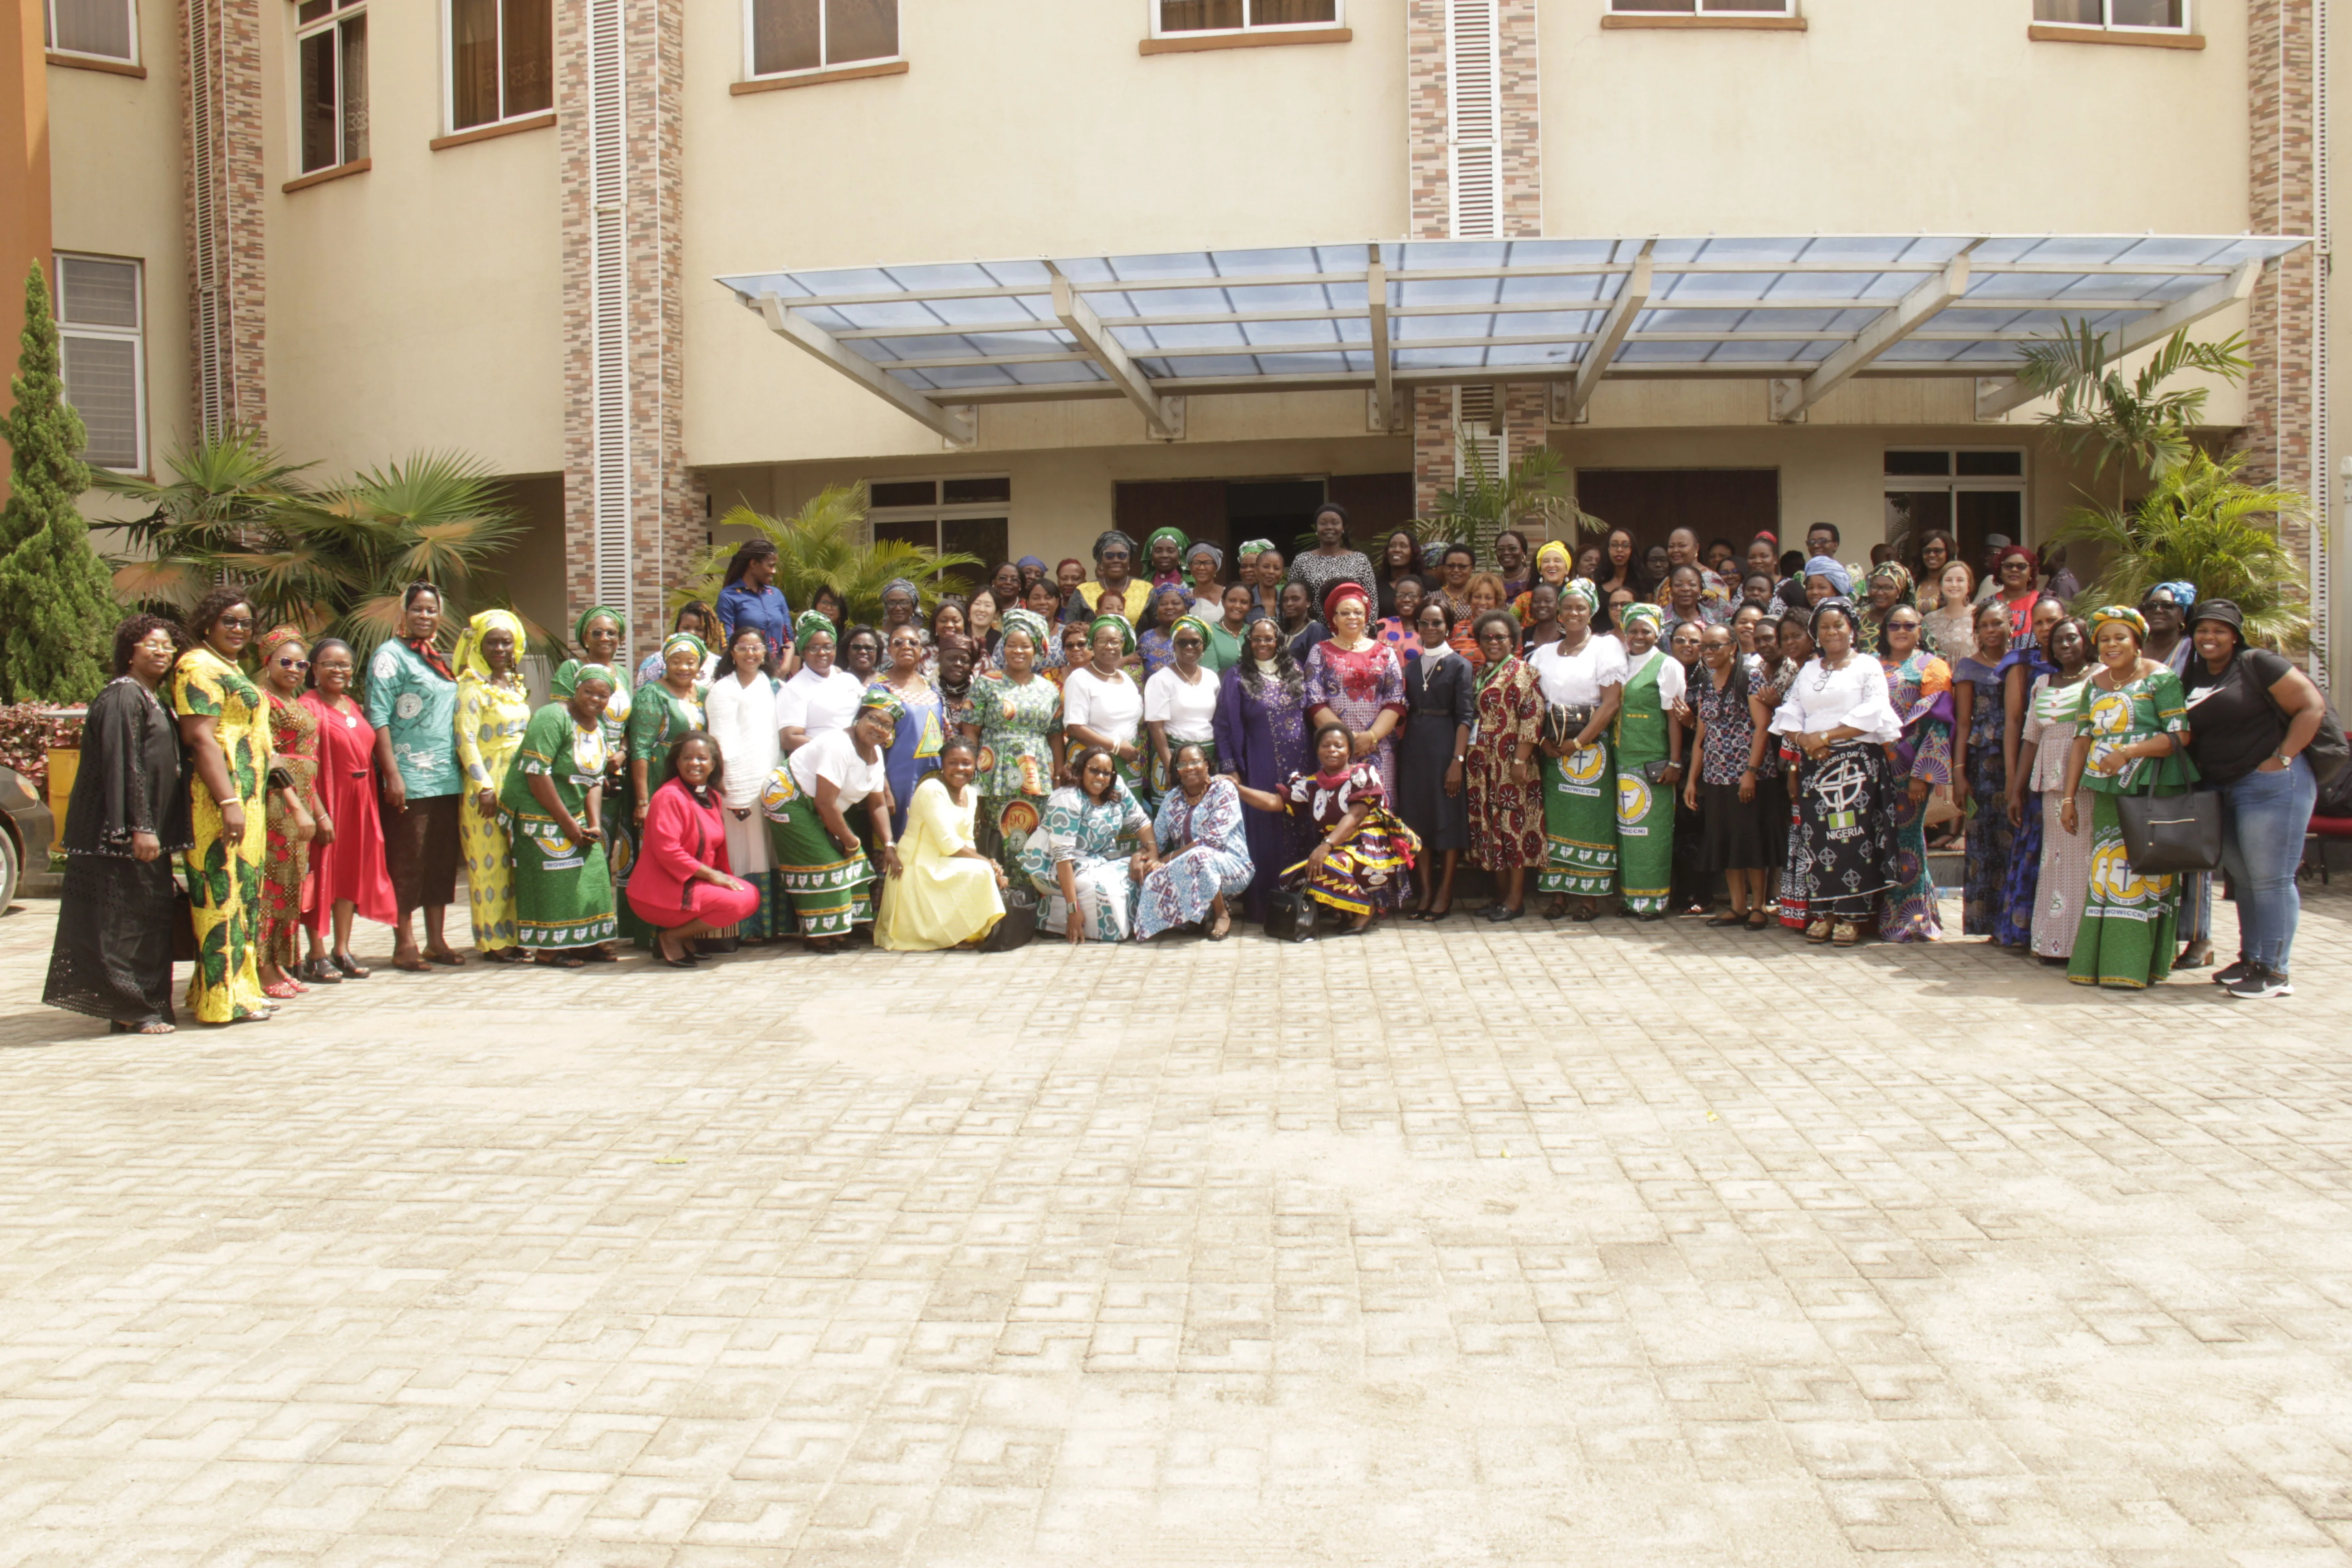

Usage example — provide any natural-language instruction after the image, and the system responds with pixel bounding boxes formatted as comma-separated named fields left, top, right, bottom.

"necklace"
left=1811, top=653, right=1850, bottom=691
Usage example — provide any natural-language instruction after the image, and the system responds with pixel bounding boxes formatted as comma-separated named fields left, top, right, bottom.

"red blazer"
left=632, top=778, right=734, bottom=913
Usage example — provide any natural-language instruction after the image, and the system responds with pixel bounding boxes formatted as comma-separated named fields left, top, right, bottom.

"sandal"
left=424, top=949, right=467, bottom=967
left=482, top=947, right=526, bottom=965
left=534, top=952, right=586, bottom=969
left=299, top=958, right=342, bottom=985
left=262, top=979, right=303, bottom=1000
left=109, top=1019, right=176, bottom=1035
left=1745, top=911, right=1769, bottom=931
left=392, top=954, right=431, bottom=973
left=1488, top=905, right=1523, bottom=923
left=580, top=946, right=618, bottom=963
left=1705, top=912, right=1745, bottom=928
left=1569, top=905, right=1598, bottom=923
left=332, top=952, right=370, bottom=979
left=1805, top=919, right=1833, bottom=944
left=1832, top=922, right=1862, bottom=947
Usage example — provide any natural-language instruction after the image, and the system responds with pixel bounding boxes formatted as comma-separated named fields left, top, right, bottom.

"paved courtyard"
left=3, top=883, right=2352, bottom=1566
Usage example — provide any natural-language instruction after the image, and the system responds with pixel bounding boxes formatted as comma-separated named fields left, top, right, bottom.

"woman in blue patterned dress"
left=1020, top=745, right=1156, bottom=943
left=1876, top=606, right=1955, bottom=943
left=1951, top=600, right=2025, bottom=945
left=1135, top=743, right=1253, bottom=941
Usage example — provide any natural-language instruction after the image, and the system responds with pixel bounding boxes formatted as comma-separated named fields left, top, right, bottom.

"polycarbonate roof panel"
left=719, top=235, right=2309, bottom=400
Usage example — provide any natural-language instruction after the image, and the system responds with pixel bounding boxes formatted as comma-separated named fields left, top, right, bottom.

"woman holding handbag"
left=2178, top=598, right=2331, bottom=999
left=2051, top=607, right=2197, bottom=991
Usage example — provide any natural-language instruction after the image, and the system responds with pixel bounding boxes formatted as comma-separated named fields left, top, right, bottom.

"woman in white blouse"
left=1061, top=614, right=1149, bottom=801
left=704, top=626, right=785, bottom=941
left=1769, top=598, right=1902, bottom=948
left=775, top=612, right=866, bottom=753
left=1143, top=616, right=1221, bottom=799
left=1526, top=582, right=1627, bottom=920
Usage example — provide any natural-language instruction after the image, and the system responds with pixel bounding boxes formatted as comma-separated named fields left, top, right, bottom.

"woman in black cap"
left=2178, top=598, right=2328, bottom=999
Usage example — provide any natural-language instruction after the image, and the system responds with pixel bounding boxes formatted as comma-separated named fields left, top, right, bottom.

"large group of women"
left=39, top=508, right=2332, bottom=1033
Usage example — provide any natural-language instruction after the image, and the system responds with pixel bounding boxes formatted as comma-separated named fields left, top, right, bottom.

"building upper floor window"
left=54, top=255, right=146, bottom=474
left=748, top=0, right=897, bottom=78
left=867, top=476, right=1009, bottom=576
left=447, top=0, right=550, bottom=131
left=2033, top=0, right=2187, bottom=28
left=1154, top=0, right=1339, bottom=32
left=297, top=0, right=367, bottom=171
left=44, top=0, right=136, bottom=63
left=1605, top=0, right=1790, bottom=13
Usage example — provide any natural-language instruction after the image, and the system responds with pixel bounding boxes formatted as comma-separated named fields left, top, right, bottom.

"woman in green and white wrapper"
left=764, top=691, right=904, bottom=952
left=501, top=666, right=621, bottom=967
left=622, top=631, right=710, bottom=945
left=1529, top=579, right=1627, bottom=921
left=2052, top=605, right=2198, bottom=990
left=551, top=606, right=632, bottom=956
left=1611, top=603, right=1688, bottom=920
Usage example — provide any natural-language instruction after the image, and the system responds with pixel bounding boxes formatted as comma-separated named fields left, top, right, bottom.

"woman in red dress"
left=627, top=734, right=760, bottom=966
left=299, top=638, right=397, bottom=980
left=256, top=626, right=327, bottom=999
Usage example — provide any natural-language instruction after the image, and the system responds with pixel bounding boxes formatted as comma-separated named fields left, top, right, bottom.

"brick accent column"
left=557, top=0, right=686, bottom=668
left=182, top=0, right=265, bottom=435
left=1405, top=0, right=1544, bottom=552
left=2238, top=0, right=2319, bottom=574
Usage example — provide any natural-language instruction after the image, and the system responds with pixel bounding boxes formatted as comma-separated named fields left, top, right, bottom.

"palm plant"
left=100, top=433, right=527, bottom=664
left=2054, top=449, right=2310, bottom=650
left=2016, top=322, right=2249, bottom=510
left=672, top=483, right=983, bottom=625
left=1411, top=431, right=1603, bottom=561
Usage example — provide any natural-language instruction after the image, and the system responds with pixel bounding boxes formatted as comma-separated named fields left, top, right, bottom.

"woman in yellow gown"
left=875, top=736, right=1007, bottom=951
left=453, top=609, right=533, bottom=960
left=172, top=587, right=274, bottom=1024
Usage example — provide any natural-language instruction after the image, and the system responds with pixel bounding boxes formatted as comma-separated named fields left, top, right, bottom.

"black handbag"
left=980, top=887, right=1038, bottom=952
left=1264, top=884, right=1320, bottom=942
left=2116, top=771, right=2224, bottom=876
left=1542, top=703, right=1593, bottom=754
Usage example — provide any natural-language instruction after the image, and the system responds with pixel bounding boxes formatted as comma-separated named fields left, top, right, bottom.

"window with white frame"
left=54, top=255, right=146, bottom=474
left=1882, top=449, right=2027, bottom=570
left=44, top=0, right=136, bottom=62
left=1154, top=0, right=1339, bottom=33
left=446, top=0, right=550, bottom=131
left=296, top=0, right=367, bottom=172
left=866, top=476, right=1008, bottom=578
left=1605, top=0, right=1791, bottom=14
left=2032, top=0, right=2188, bottom=28
left=747, top=0, right=897, bottom=78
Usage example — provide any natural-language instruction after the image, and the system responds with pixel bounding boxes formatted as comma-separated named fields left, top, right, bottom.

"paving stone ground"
left=3, top=882, right=2352, bottom=1566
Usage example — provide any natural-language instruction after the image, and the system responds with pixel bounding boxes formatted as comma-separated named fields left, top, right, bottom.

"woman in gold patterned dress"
left=256, top=625, right=327, bottom=1000
left=171, top=587, right=274, bottom=1024
left=453, top=609, right=533, bottom=961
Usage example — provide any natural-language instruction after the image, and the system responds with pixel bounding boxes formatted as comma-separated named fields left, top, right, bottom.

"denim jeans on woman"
left=2187, top=754, right=2318, bottom=972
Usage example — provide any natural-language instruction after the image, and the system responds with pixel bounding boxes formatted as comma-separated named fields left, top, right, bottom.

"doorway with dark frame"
left=1112, top=474, right=1415, bottom=564
left=1572, top=469, right=1782, bottom=563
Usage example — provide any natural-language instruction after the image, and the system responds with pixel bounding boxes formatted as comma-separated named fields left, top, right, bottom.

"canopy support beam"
left=1772, top=250, right=1974, bottom=422
left=1560, top=244, right=1653, bottom=423
left=1367, top=255, right=1396, bottom=431
left=1050, top=268, right=1185, bottom=439
left=758, top=295, right=975, bottom=443
left=1974, top=256, right=2265, bottom=419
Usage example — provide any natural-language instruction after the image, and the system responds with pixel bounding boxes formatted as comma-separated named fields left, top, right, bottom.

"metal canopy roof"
left=717, top=234, right=2311, bottom=443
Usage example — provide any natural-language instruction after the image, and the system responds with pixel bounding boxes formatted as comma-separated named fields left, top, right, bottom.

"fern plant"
left=1411, top=430, right=1603, bottom=563
left=672, top=483, right=982, bottom=626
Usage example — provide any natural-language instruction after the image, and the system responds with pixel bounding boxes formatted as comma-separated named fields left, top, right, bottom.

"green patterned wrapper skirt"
left=1615, top=761, right=1675, bottom=915
left=1538, top=741, right=1617, bottom=897
left=2066, top=790, right=2180, bottom=990
left=509, top=815, right=619, bottom=950
left=762, top=771, right=876, bottom=938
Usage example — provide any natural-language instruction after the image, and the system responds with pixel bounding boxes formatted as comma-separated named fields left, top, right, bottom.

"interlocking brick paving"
left=2, top=886, right=2350, bottom=1566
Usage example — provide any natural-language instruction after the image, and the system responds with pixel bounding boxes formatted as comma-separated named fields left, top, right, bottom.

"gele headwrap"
left=1146, top=526, right=1189, bottom=556
left=1016, top=554, right=1047, bottom=572
left=1534, top=539, right=1573, bottom=576
left=1000, top=608, right=1051, bottom=651
left=1803, top=556, right=1853, bottom=597
left=1868, top=561, right=1916, bottom=603
left=794, top=609, right=836, bottom=646
left=1809, top=597, right=1860, bottom=638
left=255, top=624, right=307, bottom=666
left=1238, top=539, right=1274, bottom=559
left=1092, top=529, right=1138, bottom=563
left=1561, top=578, right=1601, bottom=613
left=453, top=608, right=525, bottom=682
left=1089, top=613, right=1137, bottom=655
left=2145, top=579, right=2198, bottom=609
left=1171, top=614, right=1214, bottom=649
left=2088, top=605, right=2148, bottom=644
left=1618, top=602, right=1665, bottom=634
left=567, top=662, right=620, bottom=694
left=661, top=631, right=709, bottom=663
left=857, top=685, right=906, bottom=724
left=1322, top=581, right=1372, bottom=622
left=572, top=605, right=627, bottom=645
left=1186, top=541, right=1224, bottom=570
left=1995, top=544, right=2038, bottom=572
left=879, top=577, right=921, bottom=607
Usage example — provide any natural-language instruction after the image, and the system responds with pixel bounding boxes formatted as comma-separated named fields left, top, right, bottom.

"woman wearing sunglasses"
left=256, top=625, right=331, bottom=1000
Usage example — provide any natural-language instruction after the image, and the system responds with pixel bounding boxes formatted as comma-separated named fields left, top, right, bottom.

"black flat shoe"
left=1569, top=906, right=1598, bottom=922
left=1488, top=906, right=1524, bottom=923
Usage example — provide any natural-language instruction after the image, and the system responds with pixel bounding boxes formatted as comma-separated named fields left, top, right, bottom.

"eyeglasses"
left=217, top=615, right=254, bottom=630
left=275, top=656, right=310, bottom=670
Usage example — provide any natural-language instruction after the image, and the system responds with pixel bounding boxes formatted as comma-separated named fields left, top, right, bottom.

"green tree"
left=0, top=265, right=119, bottom=704
left=672, top=483, right=982, bottom=626
left=2016, top=322, right=2249, bottom=511
left=1412, top=432, right=1602, bottom=565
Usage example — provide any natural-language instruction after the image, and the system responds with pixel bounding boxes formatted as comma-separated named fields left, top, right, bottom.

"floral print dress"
left=1303, top=637, right=1408, bottom=801
left=172, top=647, right=273, bottom=1022
left=261, top=689, right=322, bottom=971
left=970, top=671, right=1062, bottom=878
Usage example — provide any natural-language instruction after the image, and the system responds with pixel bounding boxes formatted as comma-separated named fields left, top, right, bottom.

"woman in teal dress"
left=2053, top=605, right=2198, bottom=990
left=1875, top=605, right=1955, bottom=943
left=967, top=609, right=1064, bottom=880
left=502, top=666, right=620, bottom=965
left=1020, top=744, right=1156, bottom=943
left=622, top=632, right=709, bottom=945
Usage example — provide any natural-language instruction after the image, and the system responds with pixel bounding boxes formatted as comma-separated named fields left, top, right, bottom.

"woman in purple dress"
left=1213, top=618, right=1313, bottom=921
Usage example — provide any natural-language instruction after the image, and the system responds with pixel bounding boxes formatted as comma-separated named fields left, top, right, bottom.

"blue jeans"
left=2191, top=755, right=2317, bottom=971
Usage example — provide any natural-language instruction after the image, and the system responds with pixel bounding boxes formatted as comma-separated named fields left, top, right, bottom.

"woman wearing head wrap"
left=1136, top=582, right=1192, bottom=681
left=2042, top=606, right=2198, bottom=989
left=1801, top=556, right=1852, bottom=606
left=1144, top=527, right=1190, bottom=587
left=872, top=622, right=947, bottom=839
left=1604, top=603, right=1686, bottom=918
left=1768, top=598, right=1902, bottom=946
left=704, top=622, right=785, bottom=942
left=2138, top=580, right=2199, bottom=676
left=765, top=693, right=902, bottom=951
left=1872, top=601, right=1955, bottom=943
left=1062, top=612, right=1150, bottom=806
left=2008, top=614, right=2092, bottom=961
left=1228, top=720, right=1421, bottom=936
left=1510, top=539, right=1575, bottom=624
left=1286, top=502, right=1378, bottom=616
left=501, top=663, right=621, bottom=965
left=968, top=608, right=1066, bottom=881
left=1212, top=616, right=1315, bottom=921
left=250, top=625, right=326, bottom=998
left=1075, top=530, right=1141, bottom=620
left=619, top=630, right=711, bottom=947
left=363, top=582, right=470, bottom=974
left=1988, top=544, right=2042, bottom=641
left=1145, top=614, right=1223, bottom=799
left=637, top=603, right=721, bottom=689
left=1952, top=599, right=2025, bottom=946
left=1302, top=583, right=1410, bottom=900
left=553, top=605, right=634, bottom=765
left=1185, top=541, right=1227, bottom=620
left=1858, top=561, right=1920, bottom=658
left=1524, top=580, right=1626, bottom=920
left=1019, top=744, right=1156, bottom=944
left=450, top=608, right=532, bottom=962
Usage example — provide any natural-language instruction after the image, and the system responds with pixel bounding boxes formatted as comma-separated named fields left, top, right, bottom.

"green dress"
left=620, top=680, right=706, bottom=944
left=171, top=647, right=272, bottom=1023
left=500, top=703, right=618, bottom=950
left=2048, top=667, right=2197, bottom=990
left=1202, top=620, right=1245, bottom=675
left=970, top=670, right=1062, bottom=878
left=1612, top=649, right=1677, bottom=915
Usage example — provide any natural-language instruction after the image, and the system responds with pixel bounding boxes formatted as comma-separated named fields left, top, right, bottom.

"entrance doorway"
left=1113, top=473, right=1414, bottom=561
left=1572, top=469, right=1781, bottom=559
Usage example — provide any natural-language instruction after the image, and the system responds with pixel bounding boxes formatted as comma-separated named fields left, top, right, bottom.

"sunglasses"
left=274, top=655, right=310, bottom=670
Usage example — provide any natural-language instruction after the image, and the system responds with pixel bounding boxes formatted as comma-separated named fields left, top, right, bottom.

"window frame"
left=740, top=0, right=904, bottom=86
left=1601, top=0, right=1792, bottom=15
left=43, top=0, right=138, bottom=65
left=293, top=0, right=368, bottom=175
left=1146, top=0, right=1346, bottom=41
left=52, top=252, right=148, bottom=477
left=863, top=474, right=1010, bottom=578
left=440, top=0, right=552, bottom=136
left=1882, top=447, right=2030, bottom=559
left=2031, top=0, right=2191, bottom=32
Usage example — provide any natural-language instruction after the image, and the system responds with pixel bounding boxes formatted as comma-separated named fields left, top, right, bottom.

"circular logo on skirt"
left=998, top=799, right=1041, bottom=838
left=1565, top=743, right=1608, bottom=787
left=760, top=765, right=802, bottom=821
left=975, top=745, right=998, bottom=774
left=1616, top=774, right=1653, bottom=826
left=395, top=692, right=425, bottom=720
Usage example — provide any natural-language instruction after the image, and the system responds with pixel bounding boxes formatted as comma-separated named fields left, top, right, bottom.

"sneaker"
left=2224, top=966, right=2293, bottom=1000
left=2211, top=958, right=2256, bottom=986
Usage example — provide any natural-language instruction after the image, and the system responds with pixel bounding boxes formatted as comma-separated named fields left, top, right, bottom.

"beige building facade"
left=2, top=0, right=2338, bottom=680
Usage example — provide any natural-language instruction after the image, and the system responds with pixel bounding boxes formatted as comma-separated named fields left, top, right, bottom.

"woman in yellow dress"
left=875, top=736, right=1007, bottom=951
left=172, top=587, right=274, bottom=1024
left=453, top=608, right=533, bottom=961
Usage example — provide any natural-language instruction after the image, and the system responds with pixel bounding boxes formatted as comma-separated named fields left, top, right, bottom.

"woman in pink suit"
left=299, top=639, right=397, bottom=980
left=627, top=733, right=761, bottom=967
